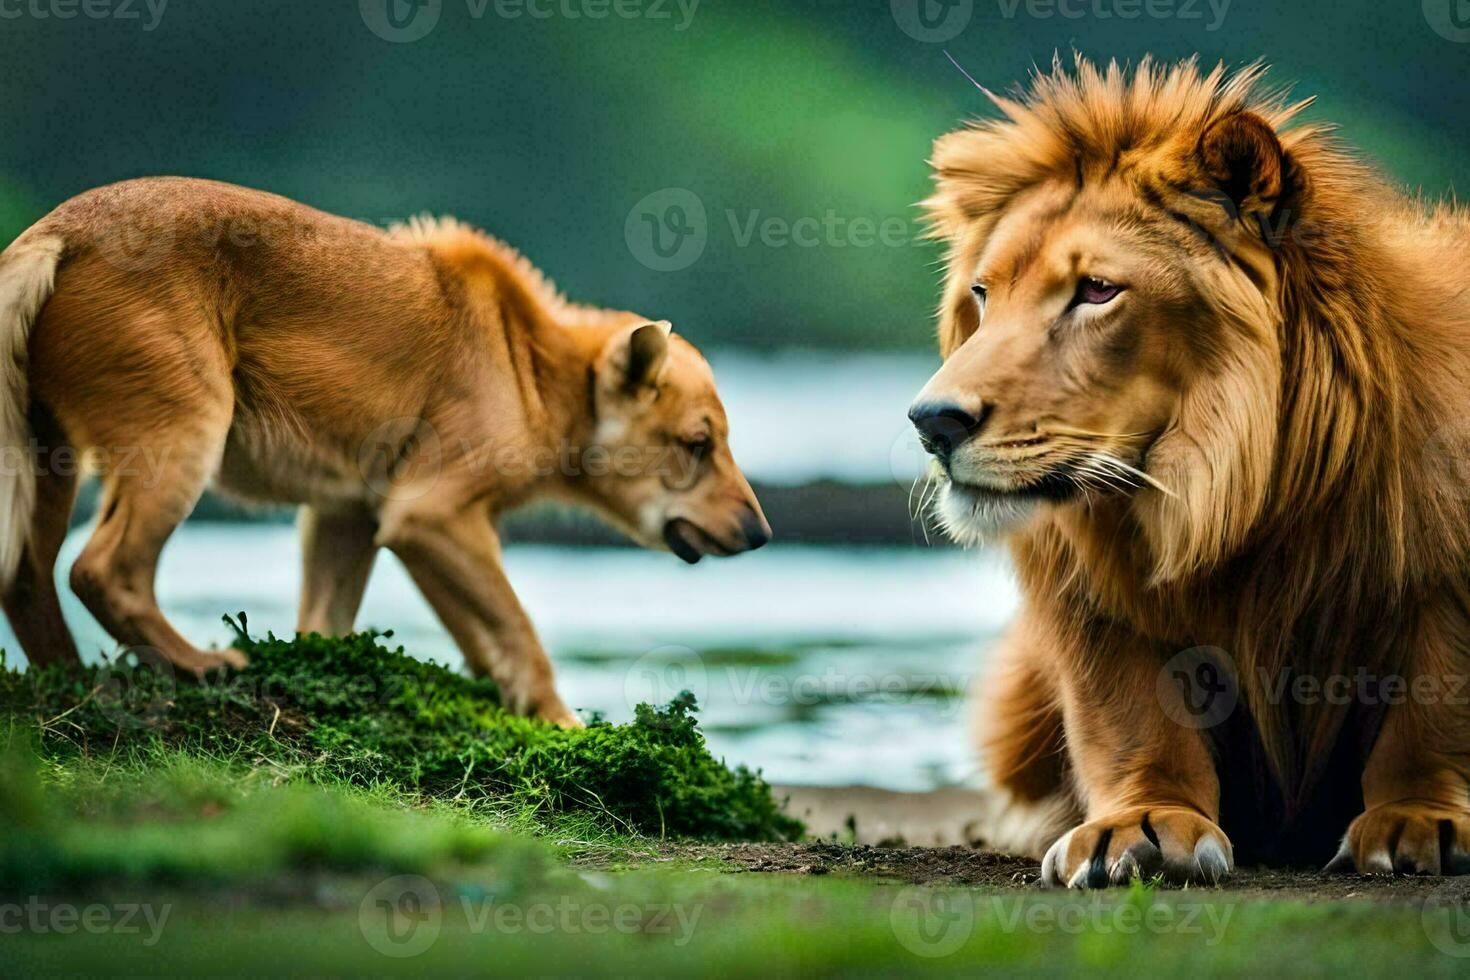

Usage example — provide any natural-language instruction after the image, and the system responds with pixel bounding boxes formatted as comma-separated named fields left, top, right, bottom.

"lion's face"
left=912, top=113, right=1287, bottom=554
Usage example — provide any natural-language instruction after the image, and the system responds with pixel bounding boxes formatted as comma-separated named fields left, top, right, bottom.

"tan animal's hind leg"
left=297, top=505, right=378, bottom=635
left=2, top=404, right=81, bottom=666
left=68, top=403, right=244, bottom=677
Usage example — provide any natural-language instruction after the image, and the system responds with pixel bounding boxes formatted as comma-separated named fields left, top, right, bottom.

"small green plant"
left=0, top=616, right=802, bottom=843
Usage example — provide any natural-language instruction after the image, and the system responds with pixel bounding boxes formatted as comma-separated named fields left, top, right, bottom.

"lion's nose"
left=908, top=401, right=988, bottom=463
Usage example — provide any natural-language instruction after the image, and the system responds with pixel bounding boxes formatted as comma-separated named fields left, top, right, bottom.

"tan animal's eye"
left=1073, top=277, right=1122, bottom=306
left=682, top=434, right=711, bottom=456
left=971, top=282, right=987, bottom=303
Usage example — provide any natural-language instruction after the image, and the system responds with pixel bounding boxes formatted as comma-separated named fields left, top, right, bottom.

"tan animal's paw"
left=168, top=646, right=248, bottom=679
left=1326, top=802, right=1470, bottom=876
left=1041, top=807, right=1233, bottom=888
left=533, top=699, right=584, bottom=729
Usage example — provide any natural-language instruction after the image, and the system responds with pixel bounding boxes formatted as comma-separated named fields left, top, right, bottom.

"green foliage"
left=0, top=616, right=802, bottom=844
left=0, top=740, right=543, bottom=891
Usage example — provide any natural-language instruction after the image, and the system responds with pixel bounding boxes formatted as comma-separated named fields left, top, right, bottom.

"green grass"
left=2, top=720, right=1467, bottom=975
left=0, top=616, right=801, bottom=842
left=5, top=622, right=1468, bottom=975
left=0, top=740, right=550, bottom=891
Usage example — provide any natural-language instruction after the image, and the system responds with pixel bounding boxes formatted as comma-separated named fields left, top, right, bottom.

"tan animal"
left=0, top=178, right=770, bottom=726
left=912, top=56, right=1470, bottom=884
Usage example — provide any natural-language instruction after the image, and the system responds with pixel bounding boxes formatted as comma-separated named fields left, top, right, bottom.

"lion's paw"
left=1326, top=802, right=1470, bottom=876
left=1041, top=806, right=1233, bottom=888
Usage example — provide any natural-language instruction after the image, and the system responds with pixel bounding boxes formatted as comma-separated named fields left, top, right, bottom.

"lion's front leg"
left=1040, top=631, right=1233, bottom=887
left=1327, top=648, right=1470, bottom=875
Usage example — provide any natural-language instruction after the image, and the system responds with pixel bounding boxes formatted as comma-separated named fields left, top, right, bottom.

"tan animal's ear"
left=1197, top=111, right=1283, bottom=217
left=618, top=320, right=671, bottom=393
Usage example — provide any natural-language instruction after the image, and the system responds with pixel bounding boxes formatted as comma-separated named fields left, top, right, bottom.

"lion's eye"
left=1074, top=277, right=1122, bottom=306
left=682, top=435, right=711, bottom=456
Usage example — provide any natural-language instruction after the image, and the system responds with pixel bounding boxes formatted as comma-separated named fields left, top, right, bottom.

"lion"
left=0, top=178, right=771, bottom=726
left=911, top=56, right=1470, bottom=884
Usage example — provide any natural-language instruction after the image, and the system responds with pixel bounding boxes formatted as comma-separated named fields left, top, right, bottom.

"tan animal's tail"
left=0, top=232, right=64, bottom=587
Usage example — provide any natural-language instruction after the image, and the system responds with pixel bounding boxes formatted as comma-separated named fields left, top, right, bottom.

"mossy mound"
left=0, top=616, right=802, bottom=842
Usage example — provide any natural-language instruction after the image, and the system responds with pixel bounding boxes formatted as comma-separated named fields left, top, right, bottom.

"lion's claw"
left=1041, top=806, right=1233, bottom=888
left=1326, top=803, right=1470, bottom=876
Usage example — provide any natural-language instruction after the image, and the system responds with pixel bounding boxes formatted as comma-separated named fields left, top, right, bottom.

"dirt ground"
left=596, top=785, right=1470, bottom=903
left=625, top=840, right=1470, bottom=902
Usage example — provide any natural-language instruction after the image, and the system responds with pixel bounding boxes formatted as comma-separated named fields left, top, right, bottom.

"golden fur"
left=917, top=56, right=1470, bottom=882
left=0, top=178, right=770, bottom=724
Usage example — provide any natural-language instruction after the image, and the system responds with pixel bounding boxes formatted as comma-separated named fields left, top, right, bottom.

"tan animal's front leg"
left=377, top=501, right=579, bottom=727
left=1041, top=632, right=1232, bottom=887
left=297, top=505, right=378, bottom=636
left=1327, top=627, right=1470, bottom=874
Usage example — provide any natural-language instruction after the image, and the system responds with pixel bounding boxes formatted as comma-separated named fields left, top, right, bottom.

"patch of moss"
left=0, top=616, right=802, bottom=843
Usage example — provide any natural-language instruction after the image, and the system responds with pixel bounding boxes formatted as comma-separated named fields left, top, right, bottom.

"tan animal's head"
left=911, top=57, right=1323, bottom=581
left=578, top=320, right=771, bottom=563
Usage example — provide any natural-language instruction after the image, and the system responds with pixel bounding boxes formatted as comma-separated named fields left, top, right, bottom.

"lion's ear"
left=1197, top=111, right=1283, bottom=217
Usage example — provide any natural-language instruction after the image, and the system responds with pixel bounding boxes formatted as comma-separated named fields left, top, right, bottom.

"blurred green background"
left=0, top=0, right=1465, bottom=351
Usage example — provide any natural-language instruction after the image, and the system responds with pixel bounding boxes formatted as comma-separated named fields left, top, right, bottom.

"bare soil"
left=592, top=784, right=1470, bottom=903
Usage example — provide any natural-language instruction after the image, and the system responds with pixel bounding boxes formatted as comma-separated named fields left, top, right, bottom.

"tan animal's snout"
left=662, top=475, right=772, bottom=565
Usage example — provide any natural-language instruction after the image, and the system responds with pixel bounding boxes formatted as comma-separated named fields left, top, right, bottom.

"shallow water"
left=7, top=523, right=1020, bottom=792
